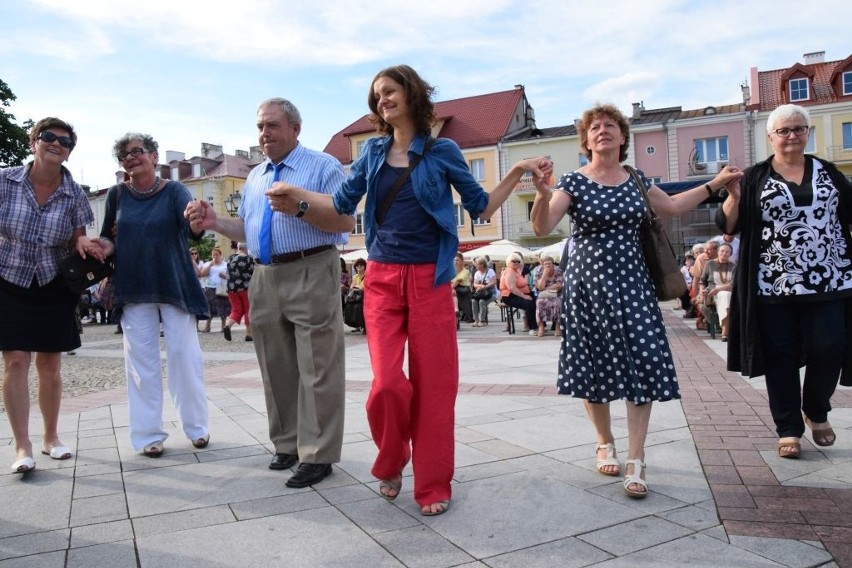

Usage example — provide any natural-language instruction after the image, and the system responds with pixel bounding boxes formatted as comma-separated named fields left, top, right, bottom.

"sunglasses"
left=118, top=147, right=148, bottom=161
left=38, top=131, right=74, bottom=149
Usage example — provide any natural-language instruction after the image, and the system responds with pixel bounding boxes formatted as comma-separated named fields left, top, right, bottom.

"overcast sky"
left=2, top=0, right=850, bottom=189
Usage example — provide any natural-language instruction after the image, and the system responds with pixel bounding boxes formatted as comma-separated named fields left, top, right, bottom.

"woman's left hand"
left=710, top=165, right=744, bottom=190
left=79, top=237, right=114, bottom=261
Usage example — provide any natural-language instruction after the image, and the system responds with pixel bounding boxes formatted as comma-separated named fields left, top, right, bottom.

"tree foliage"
left=0, top=78, right=32, bottom=168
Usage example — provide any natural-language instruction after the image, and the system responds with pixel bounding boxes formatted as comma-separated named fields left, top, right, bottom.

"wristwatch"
left=295, top=200, right=310, bottom=218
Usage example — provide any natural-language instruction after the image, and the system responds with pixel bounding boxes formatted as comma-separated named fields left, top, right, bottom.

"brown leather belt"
left=255, top=245, right=334, bottom=265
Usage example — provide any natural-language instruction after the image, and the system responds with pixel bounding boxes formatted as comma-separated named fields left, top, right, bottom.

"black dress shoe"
left=269, top=453, right=298, bottom=470
left=285, top=463, right=332, bottom=488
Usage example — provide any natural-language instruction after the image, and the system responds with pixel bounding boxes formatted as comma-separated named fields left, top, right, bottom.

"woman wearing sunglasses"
left=719, top=104, right=852, bottom=459
left=0, top=117, right=95, bottom=474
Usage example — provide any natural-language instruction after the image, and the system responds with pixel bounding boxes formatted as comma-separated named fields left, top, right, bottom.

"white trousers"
left=122, top=303, right=208, bottom=450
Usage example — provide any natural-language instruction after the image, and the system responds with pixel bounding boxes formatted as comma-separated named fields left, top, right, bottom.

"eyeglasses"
left=772, top=125, right=809, bottom=137
left=190, top=252, right=198, bottom=255
left=37, top=131, right=74, bottom=149
left=118, top=147, right=148, bottom=161
left=510, top=260, right=521, bottom=264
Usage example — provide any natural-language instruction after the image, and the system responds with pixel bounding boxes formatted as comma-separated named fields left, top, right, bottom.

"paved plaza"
left=0, top=304, right=849, bottom=567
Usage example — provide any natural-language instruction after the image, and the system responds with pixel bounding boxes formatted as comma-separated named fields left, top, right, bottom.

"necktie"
left=258, top=162, right=285, bottom=265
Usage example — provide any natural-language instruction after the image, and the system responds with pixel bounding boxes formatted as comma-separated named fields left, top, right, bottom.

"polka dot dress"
left=556, top=171, right=679, bottom=404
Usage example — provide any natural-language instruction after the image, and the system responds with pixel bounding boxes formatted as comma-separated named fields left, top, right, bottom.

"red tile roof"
left=755, top=55, right=852, bottom=111
left=323, top=88, right=527, bottom=164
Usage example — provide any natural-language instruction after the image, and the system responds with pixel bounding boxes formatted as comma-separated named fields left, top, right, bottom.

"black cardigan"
left=715, top=155, right=852, bottom=385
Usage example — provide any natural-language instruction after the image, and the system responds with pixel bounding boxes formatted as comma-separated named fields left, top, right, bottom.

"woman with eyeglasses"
left=718, top=104, right=852, bottom=459
left=0, top=117, right=95, bottom=473
left=87, top=133, right=210, bottom=458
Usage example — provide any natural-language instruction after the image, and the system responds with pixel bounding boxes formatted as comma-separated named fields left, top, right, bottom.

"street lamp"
left=224, top=191, right=242, bottom=217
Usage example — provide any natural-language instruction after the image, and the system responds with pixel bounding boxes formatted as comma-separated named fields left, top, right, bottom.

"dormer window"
left=171, top=167, right=179, bottom=181
left=192, top=163, right=201, bottom=178
left=843, top=71, right=852, bottom=96
left=789, top=77, right=809, bottom=102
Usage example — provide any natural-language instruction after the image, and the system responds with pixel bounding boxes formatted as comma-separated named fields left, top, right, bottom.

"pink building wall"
left=633, top=130, right=669, bottom=181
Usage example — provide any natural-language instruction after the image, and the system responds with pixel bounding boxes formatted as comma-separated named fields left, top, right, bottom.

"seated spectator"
left=699, top=242, right=735, bottom=341
left=339, top=257, right=352, bottom=310
left=690, top=240, right=717, bottom=330
left=344, top=258, right=366, bottom=333
left=470, top=256, right=496, bottom=327
left=533, top=253, right=563, bottom=336
left=500, top=252, right=537, bottom=335
left=451, top=252, right=473, bottom=323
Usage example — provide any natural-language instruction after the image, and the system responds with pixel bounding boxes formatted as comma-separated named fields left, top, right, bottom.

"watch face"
left=299, top=201, right=309, bottom=212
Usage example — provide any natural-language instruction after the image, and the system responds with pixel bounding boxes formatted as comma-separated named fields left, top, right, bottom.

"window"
left=843, top=71, right=852, bottom=96
left=351, top=213, right=364, bottom=235
left=472, top=216, right=491, bottom=226
left=804, top=127, right=815, bottom=153
left=649, top=176, right=662, bottom=185
left=171, top=167, right=179, bottom=181
left=192, top=163, right=201, bottom=178
left=469, top=158, right=485, bottom=181
left=693, top=137, right=728, bottom=164
left=578, top=153, right=589, bottom=167
left=843, top=123, right=852, bottom=150
left=356, top=140, right=367, bottom=158
left=789, top=77, right=809, bottom=102
left=454, top=203, right=465, bottom=227
left=646, top=146, right=655, bottom=155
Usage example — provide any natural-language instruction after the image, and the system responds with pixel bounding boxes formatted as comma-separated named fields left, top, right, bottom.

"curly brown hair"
left=367, top=65, right=436, bottom=137
left=578, top=103, right=630, bottom=162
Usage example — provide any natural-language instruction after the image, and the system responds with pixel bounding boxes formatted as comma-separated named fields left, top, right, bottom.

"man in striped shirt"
left=185, top=98, right=354, bottom=488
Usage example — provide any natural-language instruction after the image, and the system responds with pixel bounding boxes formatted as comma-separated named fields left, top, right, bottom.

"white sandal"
left=623, top=459, right=648, bottom=499
left=595, top=443, right=621, bottom=476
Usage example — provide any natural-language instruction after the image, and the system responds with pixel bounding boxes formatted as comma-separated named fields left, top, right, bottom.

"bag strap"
left=376, top=137, right=434, bottom=226
left=624, top=165, right=656, bottom=221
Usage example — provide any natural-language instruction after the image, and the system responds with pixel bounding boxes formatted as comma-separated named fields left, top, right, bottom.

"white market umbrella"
left=340, top=248, right=369, bottom=262
left=462, top=239, right=537, bottom=263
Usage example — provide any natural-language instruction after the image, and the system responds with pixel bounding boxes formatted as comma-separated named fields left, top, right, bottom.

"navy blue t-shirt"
left=369, top=163, right=440, bottom=264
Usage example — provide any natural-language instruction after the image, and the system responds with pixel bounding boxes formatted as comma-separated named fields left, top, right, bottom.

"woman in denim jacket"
left=268, top=65, right=550, bottom=515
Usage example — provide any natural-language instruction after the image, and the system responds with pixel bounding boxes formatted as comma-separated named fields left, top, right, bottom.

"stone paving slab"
left=0, top=307, right=849, bottom=566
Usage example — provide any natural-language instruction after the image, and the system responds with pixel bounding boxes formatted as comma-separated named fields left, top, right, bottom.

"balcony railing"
left=827, top=146, right=852, bottom=163
left=688, top=160, right=727, bottom=176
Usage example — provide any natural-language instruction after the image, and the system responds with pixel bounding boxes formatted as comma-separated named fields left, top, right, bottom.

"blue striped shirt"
left=0, top=164, right=94, bottom=287
left=240, top=143, right=349, bottom=257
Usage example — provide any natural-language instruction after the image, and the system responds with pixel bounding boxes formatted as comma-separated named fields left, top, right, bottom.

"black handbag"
left=59, top=254, right=114, bottom=294
left=625, top=166, right=687, bottom=302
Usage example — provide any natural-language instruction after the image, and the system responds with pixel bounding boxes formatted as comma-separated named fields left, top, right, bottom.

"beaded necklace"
left=127, top=175, right=161, bottom=196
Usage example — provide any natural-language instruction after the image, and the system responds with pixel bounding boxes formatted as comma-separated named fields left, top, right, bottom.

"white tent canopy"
left=535, top=238, right=570, bottom=262
left=462, top=239, right=538, bottom=263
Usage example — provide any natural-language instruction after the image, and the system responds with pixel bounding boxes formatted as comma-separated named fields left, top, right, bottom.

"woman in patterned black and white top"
left=531, top=103, right=741, bottom=499
left=718, top=104, right=852, bottom=460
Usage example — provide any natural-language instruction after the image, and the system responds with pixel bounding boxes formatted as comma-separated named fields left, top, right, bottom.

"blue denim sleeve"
left=333, top=150, right=369, bottom=215
left=438, top=139, right=488, bottom=218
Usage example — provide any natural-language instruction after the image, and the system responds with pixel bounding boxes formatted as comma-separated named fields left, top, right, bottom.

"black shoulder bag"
left=625, top=165, right=687, bottom=301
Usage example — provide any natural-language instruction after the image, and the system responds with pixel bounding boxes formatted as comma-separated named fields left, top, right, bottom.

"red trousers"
left=363, top=261, right=459, bottom=507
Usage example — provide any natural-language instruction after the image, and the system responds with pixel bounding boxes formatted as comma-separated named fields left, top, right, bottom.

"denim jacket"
left=332, top=134, right=489, bottom=286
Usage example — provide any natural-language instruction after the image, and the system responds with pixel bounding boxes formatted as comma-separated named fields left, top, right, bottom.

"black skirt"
left=0, top=275, right=81, bottom=352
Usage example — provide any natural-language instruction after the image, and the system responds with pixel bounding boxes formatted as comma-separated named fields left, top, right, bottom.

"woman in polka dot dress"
left=530, top=103, right=742, bottom=498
